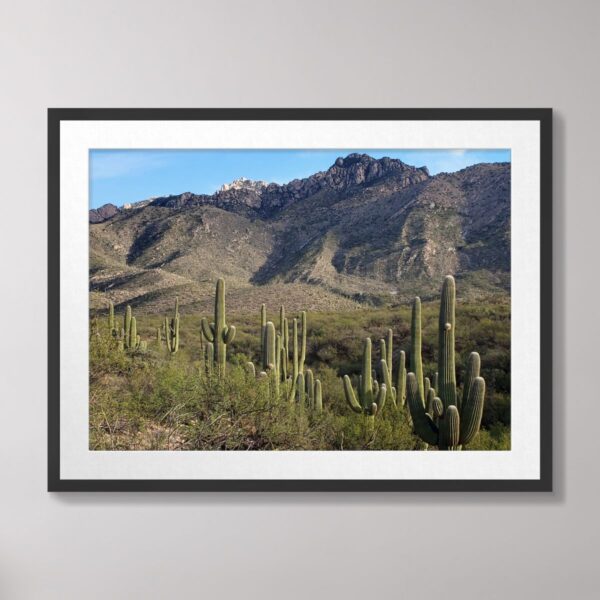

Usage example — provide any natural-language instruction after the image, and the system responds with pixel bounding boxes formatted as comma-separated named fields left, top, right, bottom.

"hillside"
left=89, top=154, right=510, bottom=313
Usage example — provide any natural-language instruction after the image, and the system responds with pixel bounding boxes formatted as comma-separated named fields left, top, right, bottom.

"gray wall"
left=0, top=1, right=595, bottom=597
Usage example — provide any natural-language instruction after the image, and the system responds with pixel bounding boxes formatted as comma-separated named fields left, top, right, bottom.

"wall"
left=0, top=1, right=595, bottom=597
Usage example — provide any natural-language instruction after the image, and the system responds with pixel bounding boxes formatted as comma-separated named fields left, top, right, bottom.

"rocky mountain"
left=89, top=154, right=510, bottom=314
left=89, top=202, right=120, bottom=223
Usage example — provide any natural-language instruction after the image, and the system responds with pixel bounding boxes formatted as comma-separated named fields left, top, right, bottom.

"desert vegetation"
left=89, top=275, right=510, bottom=451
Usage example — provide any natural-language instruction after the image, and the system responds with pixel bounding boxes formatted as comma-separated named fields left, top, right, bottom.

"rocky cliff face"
left=89, top=155, right=510, bottom=312
left=89, top=202, right=120, bottom=223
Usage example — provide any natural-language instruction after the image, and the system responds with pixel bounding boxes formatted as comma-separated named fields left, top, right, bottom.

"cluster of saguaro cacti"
left=343, top=327, right=409, bottom=420
left=246, top=305, right=321, bottom=410
left=378, top=327, right=408, bottom=409
left=164, top=297, right=180, bottom=354
left=201, top=278, right=236, bottom=374
left=406, top=276, right=485, bottom=450
left=295, top=368, right=323, bottom=412
left=112, top=304, right=147, bottom=352
left=343, top=338, right=387, bottom=417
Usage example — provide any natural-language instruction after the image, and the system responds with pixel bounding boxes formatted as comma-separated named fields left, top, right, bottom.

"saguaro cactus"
left=379, top=336, right=397, bottom=407
left=411, top=297, right=425, bottom=409
left=165, top=297, right=180, bottom=354
left=108, top=301, right=116, bottom=335
left=201, top=278, right=236, bottom=374
left=127, top=316, right=144, bottom=351
left=342, top=338, right=387, bottom=417
left=260, top=321, right=280, bottom=393
left=407, top=276, right=486, bottom=450
left=124, top=305, right=132, bottom=348
left=298, top=368, right=322, bottom=413
left=286, top=313, right=307, bottom=402
left=314, top=379, right=323, bottom=413
left=396, top=350, right=407, bottom=409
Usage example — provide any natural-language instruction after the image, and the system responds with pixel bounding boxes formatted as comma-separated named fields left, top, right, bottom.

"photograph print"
left=89, top=148, right=510, bottom=452
left=49, top=109, right=551, bottom=491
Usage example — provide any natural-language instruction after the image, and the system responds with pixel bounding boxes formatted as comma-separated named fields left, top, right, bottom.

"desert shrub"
left=89, top=300, right=510, bottom=450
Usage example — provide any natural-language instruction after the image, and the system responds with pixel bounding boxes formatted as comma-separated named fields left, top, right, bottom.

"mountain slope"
left=90, top=154, right=510, bottom=313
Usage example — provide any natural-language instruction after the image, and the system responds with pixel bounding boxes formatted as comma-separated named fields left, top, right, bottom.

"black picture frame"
left=48, top=108, right=552, bottom=492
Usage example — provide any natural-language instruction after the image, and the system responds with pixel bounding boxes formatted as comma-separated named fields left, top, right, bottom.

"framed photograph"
left=48, top=108, right=552, bottom=492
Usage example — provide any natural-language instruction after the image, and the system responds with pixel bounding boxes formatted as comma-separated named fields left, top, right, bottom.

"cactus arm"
left=459, top=376, right=485, bottom=445
left=164, top=317, right=171, bottom=349
left=425, top=387, right=435, bottom=416
left=396, top=350, right=407, bottom=407
left=263, top=322, right=276, bottom=370
left=280, top=344, right=287, bottom=381
left=223, top=324, right=236, bottom=344
left=438, top=275, right=457, bottom=409
left=406, top=372, right=439, bottom=445
left=411, top=297, right=425, bottom=406
left=129, top=316, right=137, bottom=349
left=124, top=305, right=132, bottom=348
left=343, top=375, right=363, bottom=414
left=461, top=351, right=481, bottom=412
left=305, top=369, right=315, bottom=409
left=380, top=359, right=396, bottom=407
left=379, top=338, right=387, bottom=367
left=299, top=311, right=307, bottom=374
left=295, top=372, right=306, bottom=404
left=286, top=318, right=299, bottom=402
left=282, top=317, right=289, bottom=359
left=360, top=338, right=374, bottom=410
left=432, top=397, right=444, bottom=420
left=314, top=380, right=323, bottom=413
left=441, top=405, right=461, bottom=450
left=246, top=362, right=256, bottom=378
left=201, top=318, right=215, bottom=342
left=424, top=377, right=431, bottom=400
left=260, top=303, right=267, bottom=330
left=375, top=383, right=387, bottom=414
left=386, top=328, right=393, bottom=383
left=279, top=306, right=285, bottom=338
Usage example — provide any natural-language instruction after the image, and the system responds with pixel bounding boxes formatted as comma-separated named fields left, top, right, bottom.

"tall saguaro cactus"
left=201, top=278, right=236, bottom=374
left=411, top=297, right=425, bottom=409
left=342, top=338, right=387, bottom=417
left=407, top=276, right=486, bottom=450
left=287, top=312, right=308, bottom=401
left=379, top=335, right=397, bottom=407
left=251, top=304, right=307, bottom=402
left=124, top=305, right=132, bottom=348
left=396, top=350, right=407, bottom=409
left=164, top=297, right=180, bottom=354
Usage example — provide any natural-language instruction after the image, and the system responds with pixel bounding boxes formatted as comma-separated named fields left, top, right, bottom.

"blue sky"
left=89, top=148, right=510, bottom=209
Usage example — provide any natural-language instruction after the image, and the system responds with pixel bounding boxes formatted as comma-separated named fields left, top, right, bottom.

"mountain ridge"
left=89, top=155, right=510, bottom=314
left=90, top=154, right=430, bottom=222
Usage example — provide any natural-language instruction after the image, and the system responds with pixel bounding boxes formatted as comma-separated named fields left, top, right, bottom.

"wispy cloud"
left=90, top=151, right=171, bottom=180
